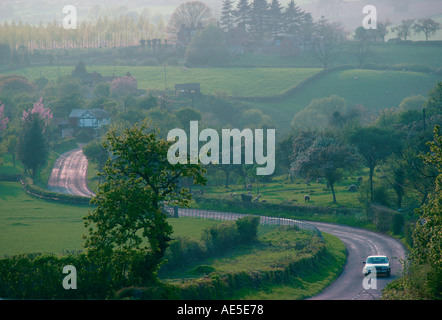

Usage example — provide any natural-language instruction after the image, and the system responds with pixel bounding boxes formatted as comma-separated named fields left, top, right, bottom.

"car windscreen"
left=367, top=257, right=388, bottom=264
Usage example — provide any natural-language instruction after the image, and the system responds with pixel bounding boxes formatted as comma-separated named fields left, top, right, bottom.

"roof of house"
left=69, top=109, right=110, bottom=120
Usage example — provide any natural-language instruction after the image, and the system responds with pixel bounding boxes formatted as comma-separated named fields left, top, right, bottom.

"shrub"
left=202, top=221, right=240, bottom=254
left=161, top=216, right=260, bottom=274
left=235, top=216, right=260, bottom=244
left=392, top=212, right=405, bottom=235
left=240, top=193, right=252, bottom=202
left=161, top=236, right=206, bottom=273
left=367, top=203, right=404, bottom=234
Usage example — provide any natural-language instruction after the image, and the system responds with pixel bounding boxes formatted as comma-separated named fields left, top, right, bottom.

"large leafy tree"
left=83, top=121, right=206, bottom=286
left=409, top=125, right=442, bottom=298
left=291, top=135, right=361, bottom=203
left=385, top=125, right=442, bottom=299
left=17, top=98, right=52, bottom=180
left=185, top=25, right=230, bottom=67
left=17, top=113, right=49, bottom=179
left=292, top=95, right=347, bottom=130
left=346, top=126, right=403, bottom=201
left=412, top=125, right=442, bottom=265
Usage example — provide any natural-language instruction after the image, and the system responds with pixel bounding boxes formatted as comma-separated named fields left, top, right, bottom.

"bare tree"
left=393, top=19, right=414, bottom=40
left=413, top=18, right=441, bottom=41
left=167, top=1, right=213, bottom=36
left=314, top=17, right=343, bottom=70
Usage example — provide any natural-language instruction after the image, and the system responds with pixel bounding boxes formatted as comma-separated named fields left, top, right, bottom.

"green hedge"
left=0, top=252, right=114, bottom=299
left=119, top=236, right=327, bottom=300
left=0, top=250, right=164, bottom=299
left=160, top=216, right=261, bottom=274
left=367, top=203, right=404, bottom=234
left=194, top=196, right=360, bottom=218
left=174, top=244, right=326, bottom=300
left=21, top=177, right=92, bottom=205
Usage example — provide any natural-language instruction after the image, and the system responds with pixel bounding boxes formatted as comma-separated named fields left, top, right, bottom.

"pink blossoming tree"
left=0, top=101, right=9, bottom=133
left=22, top=97, right=53, bottom=132
left=110, top=75, right=138, bottom=97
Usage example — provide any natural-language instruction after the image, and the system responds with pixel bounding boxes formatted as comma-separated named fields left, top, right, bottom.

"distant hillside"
left=246, top=68, right=441, bottom=132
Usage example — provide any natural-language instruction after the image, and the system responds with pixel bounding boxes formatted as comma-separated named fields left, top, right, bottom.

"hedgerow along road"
left=47, top=148, right=406, bottom=300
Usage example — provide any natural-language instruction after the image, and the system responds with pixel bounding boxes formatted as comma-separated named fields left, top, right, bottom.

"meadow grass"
left=249, top=68, right=441, bottom=131
left=162, top=228, right=346, bottom=300
left=4, top=65, right=321, bottom=98
left=0, top=181, right=222, bottom=257
left=234, top=232, right=346, bottom=300
left=197, top=174, right=363, bottom=209
left=231, top=42, right=442, bottom=69
left=0, top=181, right=90, bottom=257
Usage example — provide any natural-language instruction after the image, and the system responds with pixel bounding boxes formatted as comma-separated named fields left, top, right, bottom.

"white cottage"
left=69, top=109, right=111, bottom=129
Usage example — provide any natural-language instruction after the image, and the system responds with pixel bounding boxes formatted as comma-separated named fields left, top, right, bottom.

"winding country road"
left=308, top=222, right=406, bottom=300
left=46, top=148, right=95, bottom=198
left=46, top=148, right=407, bottom=300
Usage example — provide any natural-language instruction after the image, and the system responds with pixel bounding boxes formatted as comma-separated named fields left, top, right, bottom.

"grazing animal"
left=304, top=195, right=310, bottom=202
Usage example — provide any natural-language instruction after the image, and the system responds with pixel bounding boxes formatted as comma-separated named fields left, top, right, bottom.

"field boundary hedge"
left=194, top=195, right=362, bottom=217
left=118, top=234, right=328, bottom=300
left=230, top=63, right=442, bottom=102
left=20, top=177, right=92, bottom=205
left=231, top=65, right=353, bottom=102
left=178, top=244, right=327, bottom=300
left=193, top=196, right=407, bottom=237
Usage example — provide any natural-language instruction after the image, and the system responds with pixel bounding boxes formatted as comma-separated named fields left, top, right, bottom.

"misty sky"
left=1, top=0, right=442, bottom=39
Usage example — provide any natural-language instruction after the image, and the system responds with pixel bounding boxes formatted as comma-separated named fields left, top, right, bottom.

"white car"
left=363, top=255, right=391, bottom=277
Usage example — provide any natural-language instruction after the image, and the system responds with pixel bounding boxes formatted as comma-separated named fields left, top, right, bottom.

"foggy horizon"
left=1, top=0, right=442, bottom=39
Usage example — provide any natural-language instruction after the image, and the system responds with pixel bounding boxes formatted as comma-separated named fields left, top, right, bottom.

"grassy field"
left=6, top=64, right=439, bottom=135
left=248, top=68, right=441, bottom=131
left=236, top=233, right=346, bottom=300
left=0, top=181, right=89, bottom=257
left=3, top=65, right=321, bottom=98
left=0, top=181, right=222, bottom=257
left=162, top=227, right=346, bottom=300
left=231, top=42, right=442, bottom=69
left=198, top=174, right=363, bottom=209
left=0, top=179, right=346, bottom=301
